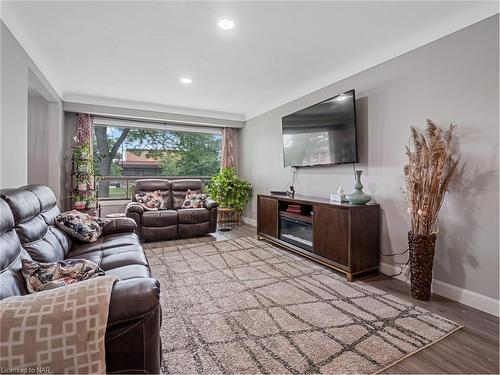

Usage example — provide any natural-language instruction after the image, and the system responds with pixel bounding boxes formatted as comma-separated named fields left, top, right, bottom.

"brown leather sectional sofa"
left=126, top=179, right=218, bottom=242
left=0, top=185, right=162, bottom=374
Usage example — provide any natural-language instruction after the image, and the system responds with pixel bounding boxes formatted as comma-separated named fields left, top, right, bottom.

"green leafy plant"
left=86, top=196, right=97, bottom=208
left=208, top=168, right=252, bottom=213
left=70, top=194, right=85, bottom=203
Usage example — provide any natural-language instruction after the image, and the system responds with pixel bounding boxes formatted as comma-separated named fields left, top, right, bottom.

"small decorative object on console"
left=330, top=186, right=346, bottom=202
left=346, top=170, right=371, bottom=205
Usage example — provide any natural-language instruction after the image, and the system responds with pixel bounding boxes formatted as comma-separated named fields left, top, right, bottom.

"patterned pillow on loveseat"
left=135, top=190, right=164, bottom=210
left=181, top=189, right=207, bottom=209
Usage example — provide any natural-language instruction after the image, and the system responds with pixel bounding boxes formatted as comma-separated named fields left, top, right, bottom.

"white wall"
left=1, top=21, right=63, bottom=201
left=239, top=16, right=499, bottom=314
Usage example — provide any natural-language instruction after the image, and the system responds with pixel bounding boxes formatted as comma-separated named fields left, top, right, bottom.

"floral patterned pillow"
left=135, top=190, right=164, bottom=210
left=21, top=258, right=105, bottom=293
left=181, top=189, right=207, bottom=209
left=55, top=210, right=110, bottom=243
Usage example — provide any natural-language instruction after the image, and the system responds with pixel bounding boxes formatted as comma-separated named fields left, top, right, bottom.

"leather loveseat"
left=0, top=185, right=162, bottom=374
left=125, top=179, right=218, bottom=242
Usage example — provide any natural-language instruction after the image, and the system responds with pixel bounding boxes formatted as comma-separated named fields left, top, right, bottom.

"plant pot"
left=78, top=164, right=89, bottom=173
left=409, top=231, right=436, bottom=301
left=73, top=201, right=86, bottom=210
left=78, top=183, right=87, bottom=191
left=217, top=208, right=237, bottom=231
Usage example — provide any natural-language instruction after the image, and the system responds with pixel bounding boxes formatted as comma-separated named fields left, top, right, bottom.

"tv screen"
left=282, top=89, right=358, bottom=167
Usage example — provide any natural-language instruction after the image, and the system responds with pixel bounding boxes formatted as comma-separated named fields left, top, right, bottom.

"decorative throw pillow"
left=21, top=258, right=105, bottom=293
left=135, top=190, right=164, bottom=210
left=181, top=189, right=207, bottom=209
left=55, top=210, right=110, bottom=243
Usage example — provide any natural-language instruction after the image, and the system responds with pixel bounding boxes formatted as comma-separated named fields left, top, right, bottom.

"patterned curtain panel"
left=221, top=127, right=236, bottom=169
left=74, top=113, right=93, bottom=149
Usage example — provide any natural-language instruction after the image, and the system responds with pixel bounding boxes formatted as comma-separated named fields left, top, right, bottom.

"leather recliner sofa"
left=125, top=179, right=218, bottom=242
left=0, top=185, right=162, bottom=374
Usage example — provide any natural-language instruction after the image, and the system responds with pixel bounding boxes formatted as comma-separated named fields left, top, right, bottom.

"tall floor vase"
left=409, top=231, right=436, bottom=301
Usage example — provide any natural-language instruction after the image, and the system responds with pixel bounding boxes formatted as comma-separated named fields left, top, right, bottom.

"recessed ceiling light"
left=218, top=19, right=234, bottom=30
left=180, top=77, right=192, bottom=84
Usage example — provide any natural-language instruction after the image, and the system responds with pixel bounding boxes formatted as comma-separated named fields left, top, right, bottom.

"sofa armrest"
left=105, top=277, right=162, bottom=374
left=102, top=217, right=137, bottom=235
left=125, top=202, right=144, bottom=237
left=125, top=202, right=144, bottom=214
left=204, top=198, right=218, bottom=210
left=107, top=278, right=160, bottom=325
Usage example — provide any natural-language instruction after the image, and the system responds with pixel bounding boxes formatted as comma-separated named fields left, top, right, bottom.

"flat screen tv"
left=282, top=89, right=358, bottom=167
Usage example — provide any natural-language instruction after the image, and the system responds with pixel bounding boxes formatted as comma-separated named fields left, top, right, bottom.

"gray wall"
left=28, top=94, right=49, bottom=185
left=240, top=16, right=499, bottom=305
left=1, top=21, right=64, bottom=201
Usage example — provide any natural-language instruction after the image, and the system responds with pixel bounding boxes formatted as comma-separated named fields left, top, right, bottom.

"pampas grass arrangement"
left=404, top=119, right=461, bottom=236
left=404, top=119, right=460, bottom=300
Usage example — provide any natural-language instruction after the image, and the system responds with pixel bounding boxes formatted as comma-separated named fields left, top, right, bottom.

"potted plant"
left=404, top=120, right=460, bottom=300
left=72, top=194, right=86, bottom=210
left=208, top=168, right=252, bottom=227
left=86, top=197, right=97, bottom=209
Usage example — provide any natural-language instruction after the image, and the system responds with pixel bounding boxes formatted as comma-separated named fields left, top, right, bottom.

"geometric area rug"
left=146, top=237, right=462, bottom=374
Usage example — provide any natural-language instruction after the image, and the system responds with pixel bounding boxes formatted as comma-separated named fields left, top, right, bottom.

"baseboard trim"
left=241, top=216, right=257, bottom=227
left=380, top=262, right=499, bottom=317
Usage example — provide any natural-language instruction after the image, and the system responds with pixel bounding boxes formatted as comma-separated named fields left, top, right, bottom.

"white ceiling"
left=1, top=1, right=498, bottom=120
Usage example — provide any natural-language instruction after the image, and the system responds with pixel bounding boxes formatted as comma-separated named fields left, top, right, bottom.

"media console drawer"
left=256, top=194, right=380, bottom=281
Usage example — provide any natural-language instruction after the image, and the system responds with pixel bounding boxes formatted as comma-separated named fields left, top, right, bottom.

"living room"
left=0, top=1, right=498, bottom=374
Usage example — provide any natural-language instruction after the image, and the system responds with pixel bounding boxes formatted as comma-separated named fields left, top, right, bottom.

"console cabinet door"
left=313, top=205, right=349, bottom=266
left=257, top=196, right=278, bottom=238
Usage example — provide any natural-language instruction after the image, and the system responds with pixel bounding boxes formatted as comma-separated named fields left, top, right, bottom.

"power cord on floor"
left=381, top=248, right=409, bottom=256
left=380, top=248, right=410, bottom=278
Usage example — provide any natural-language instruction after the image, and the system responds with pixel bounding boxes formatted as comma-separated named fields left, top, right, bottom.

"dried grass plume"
left=404, top=119, right=460, bottom=236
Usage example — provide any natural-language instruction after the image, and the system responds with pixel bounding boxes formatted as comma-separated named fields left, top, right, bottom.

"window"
left=93, top=125, right=221, bottom=198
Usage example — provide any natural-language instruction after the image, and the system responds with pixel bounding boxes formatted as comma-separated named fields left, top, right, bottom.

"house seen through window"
left=93, top=125, right=221, bottom=198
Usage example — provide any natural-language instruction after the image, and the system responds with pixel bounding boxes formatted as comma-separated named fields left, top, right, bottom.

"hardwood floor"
left=144, top=224, right=499, bottom=374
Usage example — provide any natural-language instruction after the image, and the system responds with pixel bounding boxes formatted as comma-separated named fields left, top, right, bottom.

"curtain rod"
left=92, top=116, right=222, bottom=135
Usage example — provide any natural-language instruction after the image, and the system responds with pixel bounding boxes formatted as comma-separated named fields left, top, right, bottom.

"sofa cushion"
left=0, top=199, right=30, bottom=299
left=69, top=232, right=141, bottom=255
left=0, top=186, right=72, bottom=263
left=67, top=249, right=149, bottom=271
left=67, top=232, right=149, bottom=270
left=177, top=208, right=210, bottom=224
left=142, top=210, right=178, bottom=227
left=105, top=264, right=151, bottom=280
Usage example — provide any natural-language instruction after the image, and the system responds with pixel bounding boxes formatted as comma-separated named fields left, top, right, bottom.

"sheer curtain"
left=221, top=127, right=236, bottom=169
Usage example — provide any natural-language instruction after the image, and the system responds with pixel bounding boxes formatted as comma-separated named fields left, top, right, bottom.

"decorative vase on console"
left=346, top=170, right=371, bottom=205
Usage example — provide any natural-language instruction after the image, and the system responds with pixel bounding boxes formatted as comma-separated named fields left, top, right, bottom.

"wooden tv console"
left=257, top=194, right=380, bottom=281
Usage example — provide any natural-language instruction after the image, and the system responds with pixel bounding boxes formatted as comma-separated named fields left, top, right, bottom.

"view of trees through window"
left=93, top=125, right=221, bottom=198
